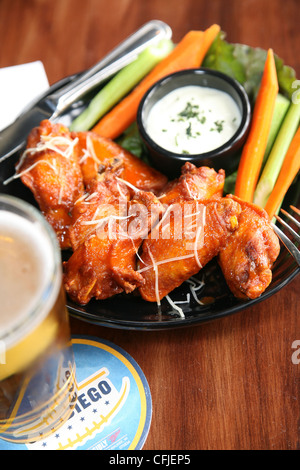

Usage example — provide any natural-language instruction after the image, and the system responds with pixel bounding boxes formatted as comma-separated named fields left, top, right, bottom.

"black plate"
left=0, top=75, right=299, bottom=330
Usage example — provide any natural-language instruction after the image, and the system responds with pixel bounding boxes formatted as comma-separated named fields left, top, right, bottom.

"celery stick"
left=253, top=101, right=300, bottom=208
left=70, top=39, right=174, bottom=132
left=224, top=95, right=289, bottom=196
left=262, top=93, right=290, bottom=165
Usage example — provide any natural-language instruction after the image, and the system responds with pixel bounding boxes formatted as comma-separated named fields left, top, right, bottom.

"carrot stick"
left=264, top=126, right=300, bottom=219
left=234, top=49, right=279, bottom=202
left=92, top=25, right=220, bottom=140
left=197, top=24, right=221, bottom=65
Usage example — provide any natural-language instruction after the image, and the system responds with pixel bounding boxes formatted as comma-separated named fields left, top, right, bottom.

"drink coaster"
left=0, top=335, right=152, bottom=450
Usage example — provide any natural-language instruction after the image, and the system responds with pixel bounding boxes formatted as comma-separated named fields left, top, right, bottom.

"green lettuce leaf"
left=203, top=32, right=297, bottom=104
left=116, top=122, right=150, bottom=161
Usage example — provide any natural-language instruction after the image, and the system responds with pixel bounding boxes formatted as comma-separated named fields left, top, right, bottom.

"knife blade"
left=0, top=20, right=172, bottom=163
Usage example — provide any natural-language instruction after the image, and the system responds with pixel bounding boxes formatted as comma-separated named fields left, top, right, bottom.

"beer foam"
left=0, top=210, right=58, bottom=343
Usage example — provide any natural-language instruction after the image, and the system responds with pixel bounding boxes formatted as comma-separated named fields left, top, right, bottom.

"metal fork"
left=271, top=205, right=300, bottom=266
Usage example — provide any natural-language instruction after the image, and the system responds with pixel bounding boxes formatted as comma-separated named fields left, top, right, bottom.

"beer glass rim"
left=0, top=194, right=62, bottom=348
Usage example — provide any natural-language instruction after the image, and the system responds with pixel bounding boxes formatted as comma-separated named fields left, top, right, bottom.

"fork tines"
left=272, top=205, right=300, bottom=266
left=290, top=205, right=300, bottom=216
left=275, top=205, right=300, bottom=244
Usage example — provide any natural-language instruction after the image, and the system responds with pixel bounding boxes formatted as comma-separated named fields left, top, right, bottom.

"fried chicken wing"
left=63, top=174, right=164, bottom=304
left=218, top=195, right=280, bottom=299
left=138, top=162, right=238, bottom=303
left=110, top=189, right=164, bottom=293
left=158, top=162, right=225, bottom=205
left=73, top=131, right=168, bottom=193
left=63, top=234, right=123, bottom=304
left=69, top=172, right=131, bottom=251
left=64, top=174, right=129, bottom=304
left=138, top=197, right=241, bottom=303
left=17, top=120, right=84, bottom=248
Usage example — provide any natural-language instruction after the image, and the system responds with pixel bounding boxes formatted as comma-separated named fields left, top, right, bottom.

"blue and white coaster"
left=0, top=335, right=152, bottom=450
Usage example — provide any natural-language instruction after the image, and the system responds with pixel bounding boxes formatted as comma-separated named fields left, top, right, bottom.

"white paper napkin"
left=0, top=61, right=49, bottom=132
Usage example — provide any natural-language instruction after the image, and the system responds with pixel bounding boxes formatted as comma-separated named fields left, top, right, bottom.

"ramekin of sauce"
left=137, top=68, right=251, bottom=176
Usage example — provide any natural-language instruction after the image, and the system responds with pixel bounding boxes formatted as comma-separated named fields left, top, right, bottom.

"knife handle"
left=49, top=20, right=172, bottom=118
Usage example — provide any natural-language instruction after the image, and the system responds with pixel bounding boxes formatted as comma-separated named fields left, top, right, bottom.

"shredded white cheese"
left=165, top=295, right=185, bottom=318
left=148, top=246, right=160, bottom=307
left=4, top=134, right=79, bottom=186
left=116, top=177, right=140, bottom=193
left=3, top=159, right=58, bottom=185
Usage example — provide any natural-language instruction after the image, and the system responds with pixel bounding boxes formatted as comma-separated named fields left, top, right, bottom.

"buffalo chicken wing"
left=63, top=174, right=164, bottom=304
left=158, top=162, right=225, bottom=205
left=218, top=196, right=280, bottom=299
left=73, top=131, right=167, bottom=193
left=138, top=197, right=241, bottom=302
left=17, top=120, right=84, bottom=248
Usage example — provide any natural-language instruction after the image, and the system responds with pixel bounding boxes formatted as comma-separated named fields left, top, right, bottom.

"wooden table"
left=0, top=0, right=299, bottom=451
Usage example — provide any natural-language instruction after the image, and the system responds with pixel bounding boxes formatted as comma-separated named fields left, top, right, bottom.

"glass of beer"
left=0, top=194, right=77, bottom=443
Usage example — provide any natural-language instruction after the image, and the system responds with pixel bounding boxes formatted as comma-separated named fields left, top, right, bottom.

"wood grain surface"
left=0, top=0, right=299, bottom=450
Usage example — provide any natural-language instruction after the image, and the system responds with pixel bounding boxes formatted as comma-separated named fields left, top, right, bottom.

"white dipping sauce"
left=145, top=85, right=242, bottom=155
